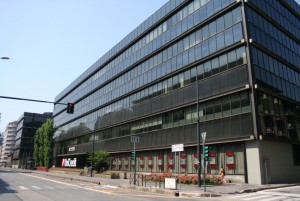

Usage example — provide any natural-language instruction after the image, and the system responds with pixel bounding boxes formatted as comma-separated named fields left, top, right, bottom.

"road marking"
left=259, top=196, right=291, bottom=201
left=258, top=191, right=300, bottom=198
left=103, top=185, right=118, bottom=189
left=19, top=186, right=28, bottom=190
left=31, top=186, right=42, bottom=190
left=284, top=198, right=300, bottom=201
left=20, top=173, right=174, bottom=199
left=20, top=173, right=113, bottom=194
left=44, top=186, right=54, bottom=189
left=228, top=193, right=260, bottom=199
left=242, top=195, right=272, bottom=200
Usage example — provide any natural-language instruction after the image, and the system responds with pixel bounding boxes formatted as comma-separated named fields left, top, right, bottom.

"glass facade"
left=13, top=112, right=53, bottom=169
left=53, top=0, right=300, bottom=176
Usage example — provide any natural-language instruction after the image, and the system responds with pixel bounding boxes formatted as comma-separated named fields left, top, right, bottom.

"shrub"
left=146, top=172, right=223, bottom=185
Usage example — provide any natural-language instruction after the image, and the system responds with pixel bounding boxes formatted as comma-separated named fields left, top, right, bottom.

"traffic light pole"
left=0, top=95, right=74, bottom=113
left=131, top=136, right=139, bottom=186
left=203, top=141, right=206, bottom=192
left=133, top=141, right=136, bottom=185
left=0, top=95, right=67, bottom=105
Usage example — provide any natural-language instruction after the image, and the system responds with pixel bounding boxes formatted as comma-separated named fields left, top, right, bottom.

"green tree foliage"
left=34, top=119, right=56, bottom=168
left=87, top=150, right=110, bottom=173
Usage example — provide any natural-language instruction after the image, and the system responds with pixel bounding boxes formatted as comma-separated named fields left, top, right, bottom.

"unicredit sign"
left=61, top=158, right=77, bottom=167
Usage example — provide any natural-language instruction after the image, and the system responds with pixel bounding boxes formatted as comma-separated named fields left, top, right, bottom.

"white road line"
left=44, top=186, right=54, bottom=189
left=228, top=193, right=261, bottom=199
left=242, top=195, right=272, bottom=200
left=103, top=185, right=118, bottom=189
left=259, top=196, right=290, bottom=201
left=19, top=186, right=29, bottom=190
left=31, top=186, right=41, bottom=190
left=284, top=198, right=300, bottom=201
left=258, top=191, right=300, bottom=198
left=20, top=173, right=113, bottom=194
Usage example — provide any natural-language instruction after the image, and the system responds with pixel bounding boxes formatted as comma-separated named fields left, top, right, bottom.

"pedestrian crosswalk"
left=5, top=184, right=119, bottom=191
left=227, top=192, right=300, bottom=201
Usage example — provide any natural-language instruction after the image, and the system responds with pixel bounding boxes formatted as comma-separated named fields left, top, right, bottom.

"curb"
left=119, top=185, right=221, bottom=197
left=32, top=171, right=107, bottom=186
left=119, top=185, right=180, bottom=196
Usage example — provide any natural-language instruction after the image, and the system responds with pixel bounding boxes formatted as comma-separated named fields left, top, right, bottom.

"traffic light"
left=131, top=151, right=135, bottom=160
left=66, top=103, right=75, bottom=114
left=204, top=146, right=210, bottom=160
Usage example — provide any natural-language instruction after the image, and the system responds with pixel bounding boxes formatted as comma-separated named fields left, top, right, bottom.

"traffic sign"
left=172, top=144, right=184, bottom=152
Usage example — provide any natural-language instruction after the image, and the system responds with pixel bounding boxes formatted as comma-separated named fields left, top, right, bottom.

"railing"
left=129, top=173, right=165, bottom=189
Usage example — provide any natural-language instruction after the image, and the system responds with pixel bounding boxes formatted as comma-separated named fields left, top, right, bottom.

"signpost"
left=201, top=132, right=207, bottom=192
left=172, top=144, right=184, bottom=189
left=131, top=136, right=140, bottom=185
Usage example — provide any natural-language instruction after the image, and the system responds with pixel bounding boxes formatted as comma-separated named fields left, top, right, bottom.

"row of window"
left=54, top=8, right=243, bottom=127
left=252, top=47, right=300, bottom=86
left=250, top=0, right=300, bottom=39
left=252, top=47, right=300, bottom=102
left=247, top=9, right=300, bottom=68
left=63, top=91, right=250, bottom=146
left=54, top=0, right=236, bottom=116
left=54, top=46, right=247, bottom=137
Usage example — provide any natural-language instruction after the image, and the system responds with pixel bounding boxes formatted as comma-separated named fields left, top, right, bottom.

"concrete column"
left=245, top=141, right=263, bottom=184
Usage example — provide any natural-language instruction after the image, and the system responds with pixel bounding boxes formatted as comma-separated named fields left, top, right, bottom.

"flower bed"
left=145, top=172, right=223, bottom=185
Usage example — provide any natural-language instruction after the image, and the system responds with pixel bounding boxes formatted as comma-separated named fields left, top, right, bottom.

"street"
left=212, top=186, right=300, bottom=201
left=0, top=168, right=200, bottom=201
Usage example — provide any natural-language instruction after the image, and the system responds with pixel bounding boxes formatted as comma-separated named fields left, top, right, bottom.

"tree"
left=34, top=119, right=56, bottom=168
left=87, top=150, right=110, bottom=173
left=42, top=119, right=56, bottom=168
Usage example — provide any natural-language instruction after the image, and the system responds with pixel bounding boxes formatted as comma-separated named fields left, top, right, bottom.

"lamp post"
left=196, top=67, right=201, bottom=188
left=91, top=133, right=95, bottom=177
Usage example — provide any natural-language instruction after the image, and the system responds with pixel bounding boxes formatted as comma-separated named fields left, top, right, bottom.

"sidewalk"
left=16, top=169, right=300, bottom=198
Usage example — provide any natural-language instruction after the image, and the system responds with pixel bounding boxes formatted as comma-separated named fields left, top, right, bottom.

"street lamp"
left=196, top=67, right=201, bottom=188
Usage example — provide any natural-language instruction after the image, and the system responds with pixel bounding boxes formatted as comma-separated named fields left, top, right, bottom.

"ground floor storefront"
left=54, top=140, right=300, bottom=184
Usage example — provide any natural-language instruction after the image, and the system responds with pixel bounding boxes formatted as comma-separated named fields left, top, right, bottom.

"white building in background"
left=0, top=132, right=4, bottom=161
left=0, top=121, right=17, bottom=166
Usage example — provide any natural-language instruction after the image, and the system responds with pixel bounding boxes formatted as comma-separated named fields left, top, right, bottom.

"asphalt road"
left=211, top=185, right=300, bottom=201
left=0, top=168, right=201, bottom=201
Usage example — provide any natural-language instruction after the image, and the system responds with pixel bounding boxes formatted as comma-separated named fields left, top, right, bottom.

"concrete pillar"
left=245, top=141, right=263, bottom=184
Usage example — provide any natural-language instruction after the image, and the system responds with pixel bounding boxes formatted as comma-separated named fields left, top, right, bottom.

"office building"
left=12, top=112, right=52, bottom=168
left=53, top=0, right=300, bottom=184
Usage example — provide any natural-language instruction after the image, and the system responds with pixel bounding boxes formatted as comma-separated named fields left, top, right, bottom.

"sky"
left=0, top=1, right=299, bottom=131
left=0, top=0, right=169, bottom=131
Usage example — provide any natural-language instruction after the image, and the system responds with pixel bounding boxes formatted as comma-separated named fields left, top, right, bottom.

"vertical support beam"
left=241, top=0, right=258, bottom=139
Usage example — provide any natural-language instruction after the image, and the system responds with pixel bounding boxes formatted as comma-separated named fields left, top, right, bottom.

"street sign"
left=172, top=144, right=184, bottom=152
left=201, top=132, right=207, bottom=142
left=131, top=136, right=140, bottom=143
left=69, top=147, right=75, bottom=151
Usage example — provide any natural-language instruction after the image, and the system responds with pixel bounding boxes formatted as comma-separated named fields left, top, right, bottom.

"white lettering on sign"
left=61, top=158, right=77, bottom=167
left=172, top=144, right=184, bottom=152
left=69, top=147, right=75, bottom=151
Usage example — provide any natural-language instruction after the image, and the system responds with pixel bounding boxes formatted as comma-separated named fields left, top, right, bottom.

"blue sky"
left=0, top=0, right=299, bottom=131
left=0, top=0, right=168, bottom=130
